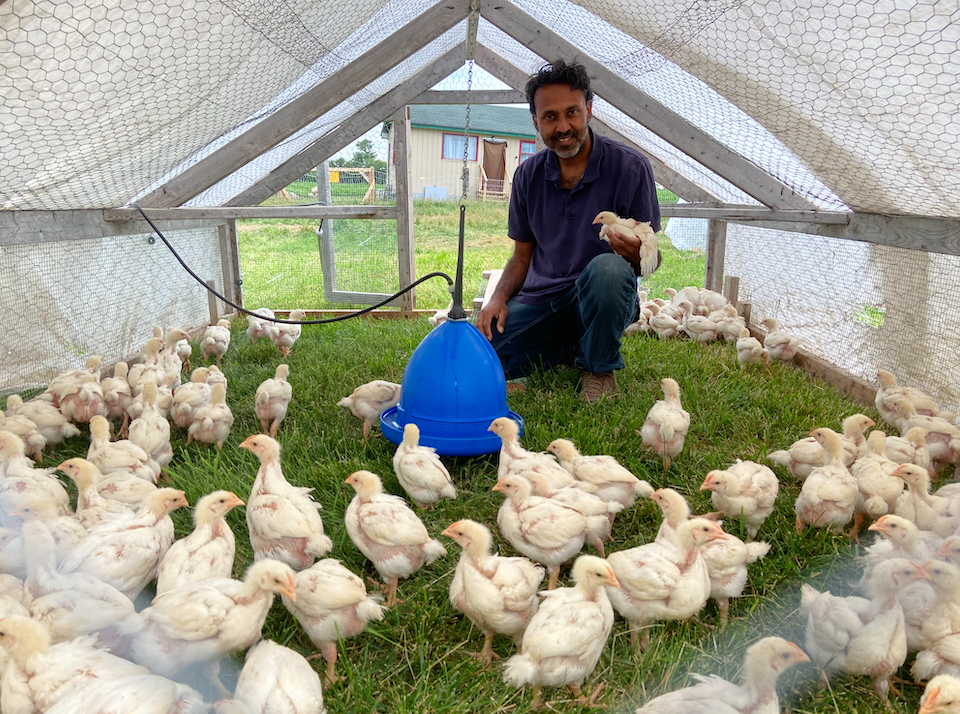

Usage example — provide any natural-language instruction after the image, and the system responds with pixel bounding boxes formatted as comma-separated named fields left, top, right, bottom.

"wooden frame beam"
left=481, top=1, right=819, bottom=211
left=137, top=0, right=469, bottom=208
left=227, top=45, right=467, bottom=207
left=413, top=89, right=526, bottom=104
left=660, top=204, right=850, bottom=224
left=104, top=206, right=397, bottom=222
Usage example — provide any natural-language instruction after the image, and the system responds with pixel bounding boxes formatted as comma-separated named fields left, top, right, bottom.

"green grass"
left=237, top=197, right=705, bottom=312
left=7, top=317, right=936, bottom=713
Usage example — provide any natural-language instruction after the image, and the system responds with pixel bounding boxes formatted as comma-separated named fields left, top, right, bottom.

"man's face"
left=531, top=83, right=592, bottom=160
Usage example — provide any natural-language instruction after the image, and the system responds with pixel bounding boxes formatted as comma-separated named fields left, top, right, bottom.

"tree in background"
left=331, top=139, right=386, bottom=174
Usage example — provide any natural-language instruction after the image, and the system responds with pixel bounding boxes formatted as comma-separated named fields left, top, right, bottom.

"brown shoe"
left=580, top=370, right=618, bottom=404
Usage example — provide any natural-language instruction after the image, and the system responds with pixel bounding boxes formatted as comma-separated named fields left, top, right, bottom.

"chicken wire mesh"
left=0, top=226, right=224, bottom=394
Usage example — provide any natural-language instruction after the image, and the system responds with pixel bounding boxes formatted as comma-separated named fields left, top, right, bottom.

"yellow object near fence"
left=330, top=171, right=340, bottom=183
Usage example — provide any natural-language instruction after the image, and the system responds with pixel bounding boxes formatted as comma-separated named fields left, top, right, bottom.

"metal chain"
left=460, top=59, right=474, bottom=204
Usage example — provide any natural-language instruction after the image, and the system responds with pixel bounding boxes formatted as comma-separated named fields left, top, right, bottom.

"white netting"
left=0, top=227, right=222, bottom=393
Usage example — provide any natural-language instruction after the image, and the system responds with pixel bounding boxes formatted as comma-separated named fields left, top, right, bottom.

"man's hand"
left=477, top=299, right=508, bottom=340
left=602, top=225, right=641, bottom=266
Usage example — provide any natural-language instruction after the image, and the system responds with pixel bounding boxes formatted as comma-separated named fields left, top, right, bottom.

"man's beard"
left=547, top=124, right=588, bottom=159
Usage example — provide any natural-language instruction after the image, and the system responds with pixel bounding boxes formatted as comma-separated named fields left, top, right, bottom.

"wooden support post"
left=704, top=219, right=727, bottom=293
left=723, top=275, right=740, bottom=310
left=317, top=162, right=337, bottom=302
left=394, top=107, right=416, bottom=312
left=206, top=279, right=219, bottom=324
left=218, top=222, right=242, bottom=313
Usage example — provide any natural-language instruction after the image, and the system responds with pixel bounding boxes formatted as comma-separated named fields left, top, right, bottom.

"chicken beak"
left=281, top=575, right=297, bottom=601
left=56, top=460, right=70, bottom=472
left=440, top=523, right=459, bottom=539
left=789, top=644, right=810, bottom=665
left=867, top=518, right=887, bottom=535
left=919, top=687, right=942, bottom=714
left=231, top=496, right=245, bottom=508
left=699, top=475, right=712, bottom=491
left=911, top=563, right=933, bottom=582
left=238, top=436, right=255, bottom=451
left=492, top=481, right=505, bottom=493
left=604, top=569, right=620, bottom=589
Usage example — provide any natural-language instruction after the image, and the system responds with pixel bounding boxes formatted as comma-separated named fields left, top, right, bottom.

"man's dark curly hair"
left=525, top=60, right=594, bottom=115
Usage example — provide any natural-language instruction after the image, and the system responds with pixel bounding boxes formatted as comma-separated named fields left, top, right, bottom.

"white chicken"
left=760, top=317, right=800, bottom=362
left=801, top=558, right=929, bottom=700
left=343, top=469, right=446, bottom=607
left=246, top=307, right=278, bottom=345
left=895, top=399, right=960, bottom=468
left=488, top=417, right=574, bottom=489
left=0, top=409, right=47, bottom=463
left=128, top=381, right=174, bottom=467
left=546, top=437, right=653, bottom=517
left=57, top=487, right=188, bottom=600
left=187, top=382, right=234, bottom=450
left=57, top=457, right=135, bottom=528
left=8, top=499, right=87, bottom=562
left=170, top=367, right=212, bottom=429
left=280, top=558, right=385, bottom=684
left=912, top=560, right=960, bottom=681
left=241, top=434, right=332, bottom=570
left=49, top=356, right=106, bottom=424
left=1, top=394, right=81, bottom=449
left=255, top=363, right=292, bottom=438
left=502, top=554, right=619, bottom=709
left=0, top=430, right=72, bottom=517
left=201, top=318, right=232, bottom=365
left=336, top=379, right=401, bottom=441
left=44, top=672, right=209, bottom=714
left=392, top=422, right=457, bottom=509
left=100, top=361, right=134, bottom=436
left=885, top=426, right=934, bottom=474
left=592, top=211, right=659, bottom=277
left=892, top=463, right=960, bottom=534
left=700, top=460, right=779, bottom=540
left=605, top=518, right=727, bottom=651
left=494, top=474, right=588, bottom=590
left=876, top=369, right=952, bottom=430
left=121, top=558, right=297, bottom=697
left=768, top=413, right=875, bottom=479
left=155, top=490, right=244, bottom=595
left=20, top=516, right=134, bottom=644
left=794, top=427, right=858, bottom=534
left=651, top=487, right=691, bottom=547
left=919, top=675, right=960, bottom=714
left=648, top=303, right=682, bottom=340
left=271, top=309, right=306, bottom=357
left=523, top=471, right=619, bottom=557
left=442, top=519, right=544, bottom=666
left=848, top=429, right=903, bottom=540
left=678, top=301, right=718, bottom=343
left=735, top=328, right=769, bottom=369
left=223, top=639, right=325, bottom=714
left=700, top=530, right=771, bottom=626
left=0, top=616, right=150, bottom=714
left=633, top=636, right=809, bottom=714
left=638, top=377, right=691, bottom=470
left=88, top=414, right=161, bottom=484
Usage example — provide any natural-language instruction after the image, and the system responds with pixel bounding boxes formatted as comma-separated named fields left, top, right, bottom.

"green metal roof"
left=408, top=104, right=535, bottom=139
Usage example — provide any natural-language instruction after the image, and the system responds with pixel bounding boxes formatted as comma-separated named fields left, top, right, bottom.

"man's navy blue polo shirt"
left=508, top=129, right=661, bottom=305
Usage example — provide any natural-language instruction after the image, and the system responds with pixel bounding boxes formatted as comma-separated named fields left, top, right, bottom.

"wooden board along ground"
left=6, top=316, right=937, bottom=712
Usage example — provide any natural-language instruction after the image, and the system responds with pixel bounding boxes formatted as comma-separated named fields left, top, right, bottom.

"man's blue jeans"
left=488, top=254, right=638, bottom=379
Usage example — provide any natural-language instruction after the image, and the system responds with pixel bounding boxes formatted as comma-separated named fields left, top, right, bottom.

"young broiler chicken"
left=255, top=363, right=292, bottom=438
left=523, top=472, right=619, bottom=557
left=700, top=459, right=779, bottom=540
left=120, top=558, right=297, bottom=697
left=217, top=639, right=324, bottom=714
left=336, top=379, right=401, bottom=441
left=8, top=499, right=87, bottom=562
left=442, top=519, right=544, bottom=666
left=735, top=327, right=769, bottom=369
left=651, top=487, right=691, bottom=547
left=20, top=516, right=134, bottom=644
left=546, top=437, right=653, bottom=519
left=886, top=426, right=934, bottom=474
left=50, top=358, right=106, bottom=424
left=245, top=307, right=277, bottom=344
left=100, top=361, right=134, bottom=437
left=502, top=555, right=620, bottom=710
left=187, top=382, right=234, bottom=450
left=344, top=470, right=446, bottom=607
left=280, top=558, right=385, bottom=685
left=128, top=381, right=174, bottom=467
left=895, top=399, right=960, bottom=470
left=768, top=413, right=875, bottom=479
left=648, top=303, right=683, bottom=340
left=0, top=616, right=152, bottom=714
left=0, top=430, right=72, bottom=518
left=155, top=490, right=244, bottom=596
left=700, top=529, right=771, bottom=627
left=892, top=463, right=960, bottom=535
left=592, top=211, right=659, bottom=277
left=912, top=561, right=960, bottom=681
left=271, top=309, right=306, bottom=357
left=201, top=318, right=232, bottom=365
left=633, top=636, right=809, bottom=714
left=392, top=422, right=457, bottom=509
left=794, top=427, right=858, bottom=534
left=847, top=429, right=903, bottom=540
left=494, top=474, right=588, bottom=590
left=170, top=367, right=212, bottom=429
left=57, top=488, right=188, bottom=601
left=760, top=317, right=800, bottom=362
left=241, top=434, right=332, bottom=570
left=678, top=301, right=719, bottom=343
left=638, top=377, right=691, bottom=470
left=876, top=369, right=953, bottom=430
left=801, top=558, right=930, bottom=700
left=488, top=417, right=574, bottom=489
left=606, top=518, right=727, bottom=651
left=45, top=672, right=209, bottom=714
left=88, top=414, right=161, bottom=484
left=1, top=393, right=81, bottom=451
left=0, top=409, right=47, bottom=462
left=919, top=675, right=960, bottom=714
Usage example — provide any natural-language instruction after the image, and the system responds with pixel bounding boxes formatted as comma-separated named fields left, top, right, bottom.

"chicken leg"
left=570, top=681, right=608, bottom=709
left=205, top=659, right=232, bottom=699
left=307, top=641, right=341, bottom=687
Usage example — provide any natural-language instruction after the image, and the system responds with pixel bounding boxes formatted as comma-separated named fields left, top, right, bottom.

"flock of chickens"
left=1, top=289, right=960, bottom=713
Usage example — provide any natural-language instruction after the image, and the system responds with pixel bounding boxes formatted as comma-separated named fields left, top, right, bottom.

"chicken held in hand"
left=443, top=519, right=544, bottom=666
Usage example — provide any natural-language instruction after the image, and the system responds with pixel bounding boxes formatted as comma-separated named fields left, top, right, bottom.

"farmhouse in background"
left=382, top=104, right=537, bottom=201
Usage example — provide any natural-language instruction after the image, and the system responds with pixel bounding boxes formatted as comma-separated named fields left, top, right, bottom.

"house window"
left=442, top=133, right=478, bottom=161
left=519, top=140, right=537, bottom=163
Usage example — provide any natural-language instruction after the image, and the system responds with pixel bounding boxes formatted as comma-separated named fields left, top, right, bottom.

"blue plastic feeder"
left=380, top=318, right=522, bottom=456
